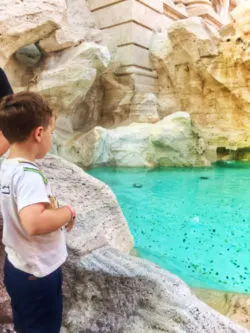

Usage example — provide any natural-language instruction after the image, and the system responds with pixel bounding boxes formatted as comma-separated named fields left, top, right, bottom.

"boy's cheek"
left=0, top=131, right=10, bottom=156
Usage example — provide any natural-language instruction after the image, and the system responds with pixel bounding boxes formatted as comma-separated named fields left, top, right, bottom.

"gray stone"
left=15, top=44, right=42, bottom=67
left=62, top=246, right=249, bottom=333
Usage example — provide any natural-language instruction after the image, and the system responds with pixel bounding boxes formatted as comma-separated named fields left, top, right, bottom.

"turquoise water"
left=89, top=165, right=250, bottom=293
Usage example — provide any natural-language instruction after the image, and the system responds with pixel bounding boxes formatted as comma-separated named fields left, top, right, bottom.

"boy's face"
left=35, top=116, right=55, bottom=159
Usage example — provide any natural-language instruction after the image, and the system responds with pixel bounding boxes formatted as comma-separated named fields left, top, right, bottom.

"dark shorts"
left=4, top=257, right=62, bottom=333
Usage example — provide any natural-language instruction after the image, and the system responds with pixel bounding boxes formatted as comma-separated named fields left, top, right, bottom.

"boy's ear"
left=33, top=126, right=44, bottom=143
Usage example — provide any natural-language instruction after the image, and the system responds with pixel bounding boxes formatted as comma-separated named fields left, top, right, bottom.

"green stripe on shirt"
left=23, top=167, right=48, bottom=185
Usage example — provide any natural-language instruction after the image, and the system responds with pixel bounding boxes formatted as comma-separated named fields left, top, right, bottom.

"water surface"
left=89, top=164, right=250, bottom=293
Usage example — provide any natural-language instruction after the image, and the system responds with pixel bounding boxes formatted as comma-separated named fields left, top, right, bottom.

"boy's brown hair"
left=0, top=91, right=53, bottom=144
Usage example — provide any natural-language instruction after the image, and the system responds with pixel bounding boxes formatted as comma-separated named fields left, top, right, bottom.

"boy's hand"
left=65, top=218, right=75, bottom=232
left=65, top=205, right=76, bottom=232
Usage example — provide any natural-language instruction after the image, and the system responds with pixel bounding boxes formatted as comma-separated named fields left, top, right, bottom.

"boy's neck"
left=8, top=143, right=37, bottom=162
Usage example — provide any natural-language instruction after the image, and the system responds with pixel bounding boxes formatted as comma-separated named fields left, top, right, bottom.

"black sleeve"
left=0, top=68, right=13, bottom=99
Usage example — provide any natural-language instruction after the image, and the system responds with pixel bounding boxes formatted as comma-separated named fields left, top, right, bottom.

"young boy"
left=0, top=92, right=76, bottom=333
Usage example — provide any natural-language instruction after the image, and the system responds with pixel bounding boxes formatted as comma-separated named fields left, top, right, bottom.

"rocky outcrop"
left=62, top=246, right=248, bottom=333
left=194, top=288, right=250, bottom=330
left=231, top=0, right=250, bottom=41
left=1, top=0, right=110, bottom=135
left=33, top=43, right=110, bottom=133
left=56, top=112, right=209, bottom=168
left=0, top=154, right=133, bottom=325
left=150, top=16, right=250, bottom=161
left=0, top=0, right=66, bottom=67
left=37, top=155, right=134, bottom=255
left=39, top=0, right=102, bottom=53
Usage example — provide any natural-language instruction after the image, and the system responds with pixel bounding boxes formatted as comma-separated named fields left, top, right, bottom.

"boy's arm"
left=19, top=204, right=72, bottom=236
left=14, top=166, right=75, bottom=236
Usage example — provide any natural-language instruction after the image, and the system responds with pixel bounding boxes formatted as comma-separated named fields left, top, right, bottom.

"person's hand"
left=65, top=205, right=76, bottom=232
left=65, top=218, right=75, bottom=232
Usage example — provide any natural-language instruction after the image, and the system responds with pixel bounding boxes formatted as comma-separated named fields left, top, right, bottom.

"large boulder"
left=0, top=154, right=133, bottom=325
left=0, top=0, right=66, bottom=66
left=150, top=17, right=250, bottom=161
left=56, top=112, right=209, bottom=168
left=32, top=42, right=110, bottom=133
left=62, top=246, right=249, bottom=333
left=37, top=155, right=133, bottom=255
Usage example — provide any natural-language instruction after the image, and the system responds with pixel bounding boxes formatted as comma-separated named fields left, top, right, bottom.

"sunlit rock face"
left=150, top=16, right=250, bottom=161
left=0, top=0, right=109, bottom=135
left=56, top=112, right=209, bottom=168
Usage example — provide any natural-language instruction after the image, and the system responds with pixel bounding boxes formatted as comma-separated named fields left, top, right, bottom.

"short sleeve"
left=14, top=168, right=50, bottom=212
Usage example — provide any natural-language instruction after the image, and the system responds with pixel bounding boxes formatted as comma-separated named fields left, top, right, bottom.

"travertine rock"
left=130, top=92, right=160, bottom=123
left=194, top=288, right=250, bottom=330
left=62, top=246, right=248, bottom=333
left=37, top=155, right=134, bottom=255
left=0, top=0, right=66, bottom=66
left=57, top=112, right=209, bottom=168
left=150, top=17, right=250, bottom=160
left=39, top=0, right=102, bottom=53
left=231, top=0, right=250, bottom=41
left=33, top=43, right=110, bottom=132
left=0, top=154, right=134, bottom=323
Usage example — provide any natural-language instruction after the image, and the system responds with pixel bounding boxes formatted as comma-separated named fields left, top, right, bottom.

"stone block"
left=90, top=1, right=132, bottom=28
left=114, top=44, right=152, bottom=69
left=91, top=0, right=164, bottom=31
left=102, top=22, right=154, bottom=52
left=135, top=0, right=163, bottom=13
left=87, top=0, right=127, bottom=11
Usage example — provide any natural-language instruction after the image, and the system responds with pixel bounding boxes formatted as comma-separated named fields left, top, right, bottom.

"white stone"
left=39, top=0, right=102, bottom=53
left=62, top=246, right=249, bottom=333
left=32, top=42, right=110, bottom=132
left=57, top=112, right=209, bottom=168
left=231, top=0, right=250, bottom=40
left=37, top=155, right=134, bottom=256
left=0, top=0, right=66, bottom=66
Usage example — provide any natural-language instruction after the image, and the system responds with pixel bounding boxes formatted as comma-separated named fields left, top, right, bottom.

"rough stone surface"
left=56, top=112, right=209, bottom=168
left=0, top=0, right=66, bottom=66
left=231, top=1, right=250, bottom=41
left=33, top=42, right=110, bottom=133
left=36, top=155, right=134, bottom=255
left=0, top=154, right=133, bottom=325
left=62, top=246, right=249, bottom=333
left=150, top=16, right=250, bottom=161
left=39, top=0, right=102, bottom=53
left=194, top=288, right=250, bottom=330
left=130, top=92, right=160, bottom=123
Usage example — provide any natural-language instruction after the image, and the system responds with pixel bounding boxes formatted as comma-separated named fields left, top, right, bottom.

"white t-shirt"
left=0, top=158, right=67, bottom=277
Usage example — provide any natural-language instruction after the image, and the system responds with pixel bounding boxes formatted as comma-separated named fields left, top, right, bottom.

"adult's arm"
left=0, top=68, right=13, bottom=99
